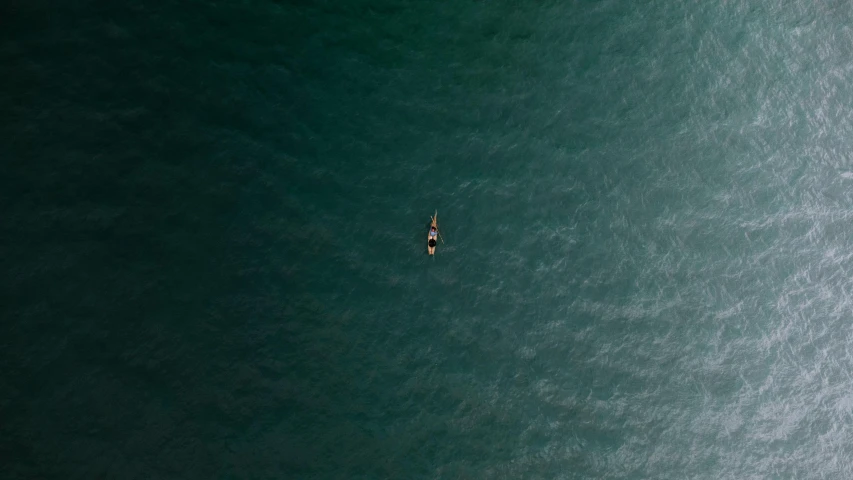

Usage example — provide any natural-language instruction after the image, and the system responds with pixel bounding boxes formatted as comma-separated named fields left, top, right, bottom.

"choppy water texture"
left=4, top=0, right=853, bottom=478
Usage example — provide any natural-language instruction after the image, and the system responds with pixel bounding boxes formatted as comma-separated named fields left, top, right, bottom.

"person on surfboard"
left=428, top=213, right=441, bottom=255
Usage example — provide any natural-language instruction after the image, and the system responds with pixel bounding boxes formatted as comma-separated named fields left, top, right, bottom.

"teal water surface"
left=4, top=1, right=853, bottom=478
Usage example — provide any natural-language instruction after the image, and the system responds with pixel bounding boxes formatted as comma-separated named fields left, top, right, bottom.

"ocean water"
left=4, top=0, right=853, bottom=478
